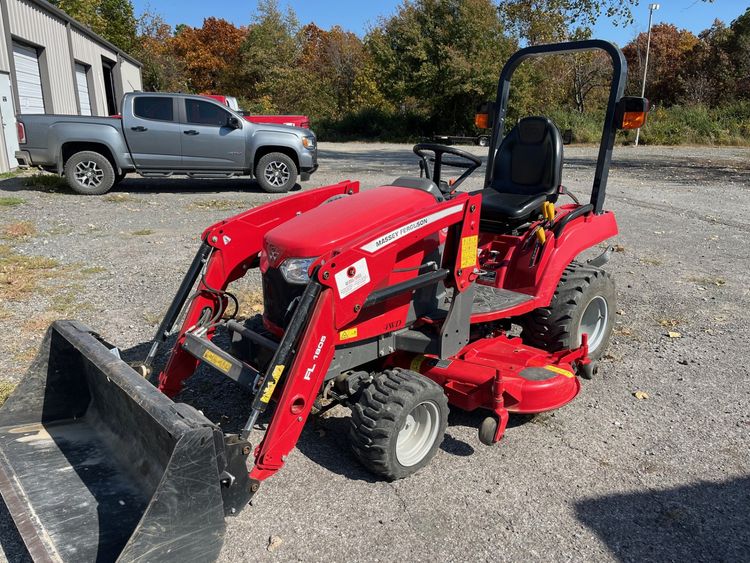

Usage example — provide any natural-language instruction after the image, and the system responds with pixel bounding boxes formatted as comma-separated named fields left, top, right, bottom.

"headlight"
left=280, top=257, right=316, bottom=284
left=302, top=136, right=316, bottom=149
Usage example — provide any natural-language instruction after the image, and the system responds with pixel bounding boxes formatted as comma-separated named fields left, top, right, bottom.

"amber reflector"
left=621, top=111, right=647, bottom=129
left=475, top=113, right=489, bottom=129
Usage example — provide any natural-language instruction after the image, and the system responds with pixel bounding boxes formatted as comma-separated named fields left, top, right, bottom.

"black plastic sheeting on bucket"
left=0, top=320, right=229, bottom=562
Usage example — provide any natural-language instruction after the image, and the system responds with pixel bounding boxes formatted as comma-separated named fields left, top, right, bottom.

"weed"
left=132, top=229, right=155, bottom=236
left=689, top=275, right=726, bottom=287
left=23, top=174, right=67, bottom=190
left=104, top=193, right=141, bottom=204
left=0, top=197, right=24, bottom=207
left=233, top=287, right=264, bottom=320
left=0, top=379, right=16, bottom=407
left=80, top=266, right=107, bottom=275
left=188, top=199, right=252, bottom=211
left=0, top=245, right=60, bottom=300
left=1, top=221, right=36, bottom=240
left=639, top=257, right=662, bottom=266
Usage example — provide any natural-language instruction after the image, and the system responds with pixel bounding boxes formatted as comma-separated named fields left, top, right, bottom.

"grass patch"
left=0, top=379, right=16, bottom=407
left=1, top=221, right=37, bottom=240
left=80, top=266, right=107, bottom=275
left=639, top=257, right=662, bottom=266
left=50, top=286, right=89, bottom=317
left=104, top=193, right=141, bottom=204
left=233, top=287, right=264, bottom=320
left=656, top=318, right=681, bottom=328
left=131, top=229, right=155, bottom=236
left=142, top=311, right=162, bottom=325
left=0, top=197, right=24, bottom=207
left=688, top=275, right=726, bottom=287
left=0, top=245, right=60, bottom=300
left=23, top=174, right=67, bottom=190
left=188, top=199, right=252, bottom=211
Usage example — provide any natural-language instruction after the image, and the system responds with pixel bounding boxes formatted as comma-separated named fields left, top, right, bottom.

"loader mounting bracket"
left=220, top=434, right=257, bottom=515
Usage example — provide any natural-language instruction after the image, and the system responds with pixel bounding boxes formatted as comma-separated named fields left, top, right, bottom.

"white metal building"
left=0, top=0, right=143, bottom=172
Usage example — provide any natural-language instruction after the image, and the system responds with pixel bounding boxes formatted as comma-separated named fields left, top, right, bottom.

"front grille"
left=262, top=267, right=305, bottom=329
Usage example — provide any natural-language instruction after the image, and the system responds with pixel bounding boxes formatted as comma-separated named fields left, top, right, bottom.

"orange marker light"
left=475, top=113, right=489, bottom=129
left=621, top=111, right=647, bottom=130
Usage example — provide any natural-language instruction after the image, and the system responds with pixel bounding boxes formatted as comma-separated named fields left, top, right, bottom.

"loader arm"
left=155, top=181, right=358, bottom=396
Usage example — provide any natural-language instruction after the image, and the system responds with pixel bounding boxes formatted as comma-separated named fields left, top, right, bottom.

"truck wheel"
left=349, top=368, right=448, bottom=480
left=64, top=151, right=115, bottom=195
left=254, top=152, right=297, bottom=193
left=477, top=135, right=489, bottom=147
left=518, top=262, right=615, bottom=362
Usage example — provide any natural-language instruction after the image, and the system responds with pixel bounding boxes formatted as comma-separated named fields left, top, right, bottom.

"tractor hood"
left=263, top=186, right=439, bottom=267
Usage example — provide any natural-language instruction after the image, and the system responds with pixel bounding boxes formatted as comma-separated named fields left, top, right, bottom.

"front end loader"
left=0, top=40, right=648, bottom=561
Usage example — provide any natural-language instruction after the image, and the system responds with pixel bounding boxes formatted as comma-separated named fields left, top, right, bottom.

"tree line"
left=52, top=0, right=750, bottom=144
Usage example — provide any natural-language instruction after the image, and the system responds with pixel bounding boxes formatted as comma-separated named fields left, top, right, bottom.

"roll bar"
left=484, top=39, right=628, bottom=214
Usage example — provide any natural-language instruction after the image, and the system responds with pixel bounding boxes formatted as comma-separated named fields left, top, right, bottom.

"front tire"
left=64, top=151, right=115, bottom=195
left=518, top=262, right=615, bottom=362
left=254, top=152, right=297, bottom=193
left=349, top=368, right=448, bottom=480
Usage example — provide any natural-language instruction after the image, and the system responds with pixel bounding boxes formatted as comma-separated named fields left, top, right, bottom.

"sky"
left=132, top=1, right=749, bottom=45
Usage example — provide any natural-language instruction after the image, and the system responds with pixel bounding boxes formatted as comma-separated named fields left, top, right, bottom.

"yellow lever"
left=535, top=227, right=547, bottom=244
left=543, top=201, right=556, bottom=221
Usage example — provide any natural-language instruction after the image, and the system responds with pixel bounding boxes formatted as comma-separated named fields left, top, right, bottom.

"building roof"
left=31, top=0, right=142, bottom=68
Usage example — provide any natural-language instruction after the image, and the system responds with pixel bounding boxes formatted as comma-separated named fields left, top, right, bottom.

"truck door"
left=180, top=98, right=245, bottom=170
left=124, top=95, right=181, bottom=169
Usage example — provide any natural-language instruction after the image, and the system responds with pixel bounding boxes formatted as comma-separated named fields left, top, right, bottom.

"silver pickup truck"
left=15, top=92, right=318, bottom=195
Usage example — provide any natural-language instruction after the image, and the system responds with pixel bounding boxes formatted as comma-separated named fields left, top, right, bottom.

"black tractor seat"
left=480, top=116, right=563, bottom=231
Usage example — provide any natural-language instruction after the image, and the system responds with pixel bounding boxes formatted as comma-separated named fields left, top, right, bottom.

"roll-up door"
left=12, top=44, right=45, bottom=114
left=75, top=63, right=92, bottom=116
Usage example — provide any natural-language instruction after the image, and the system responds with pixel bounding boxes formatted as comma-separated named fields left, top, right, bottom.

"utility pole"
left=635, top=3, right=660, bottom=147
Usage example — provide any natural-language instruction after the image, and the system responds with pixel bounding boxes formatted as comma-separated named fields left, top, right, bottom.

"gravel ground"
left=0, top=142, right=748, bottom=562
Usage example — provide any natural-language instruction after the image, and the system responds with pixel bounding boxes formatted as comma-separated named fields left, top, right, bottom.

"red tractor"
left=0, top=40, right=648, bottom=561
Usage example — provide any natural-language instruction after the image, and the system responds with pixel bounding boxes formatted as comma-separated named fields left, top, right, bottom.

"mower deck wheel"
left=478, top=416, right=498, bottom=446
left=349, top=368, right=448, bottom=480
left=518, top=261, right=615, bottom=362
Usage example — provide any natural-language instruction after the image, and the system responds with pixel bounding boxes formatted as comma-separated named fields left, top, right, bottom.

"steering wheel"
left=413, top=143, right=482, bottom=193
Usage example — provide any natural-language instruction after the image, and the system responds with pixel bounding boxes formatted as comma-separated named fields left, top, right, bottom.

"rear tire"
left=518, top=262, right=615, bottom=361
left=477, top=135, right=489, bottom=147
left=64, top=151, right=115, bottom=195
left=349, top=368, right=448, bottom=480
left=254, top=152, right=297, bottom=193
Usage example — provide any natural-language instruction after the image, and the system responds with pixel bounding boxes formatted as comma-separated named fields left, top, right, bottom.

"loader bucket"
left=0, top=321, right=230, bottom=562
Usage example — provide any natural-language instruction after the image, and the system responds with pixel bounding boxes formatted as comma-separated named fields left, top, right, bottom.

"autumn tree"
left=135, top=11, right=187, bottom=92
left=170, top=18, right=247, bottom=94
left=623, top=24, right=699, bottom=106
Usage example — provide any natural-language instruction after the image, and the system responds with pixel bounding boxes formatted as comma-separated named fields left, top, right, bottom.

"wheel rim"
left=74, top=161, right=104, bottom=188
left=264, top=161, right=290, bottom=187
left=396, top=400, right=440, bottom=467
left=579, top=295, right=608, bottom=353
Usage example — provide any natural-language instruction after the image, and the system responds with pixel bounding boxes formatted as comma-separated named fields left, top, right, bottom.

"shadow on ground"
left=575, top=476, right=750, bottom=562
left=0, top=176, right=302, bottom=195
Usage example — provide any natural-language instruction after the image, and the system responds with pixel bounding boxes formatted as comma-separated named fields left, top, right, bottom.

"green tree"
left=53, top=0, right=137, bottom=52
left=367, top=0, right=515, bottom=133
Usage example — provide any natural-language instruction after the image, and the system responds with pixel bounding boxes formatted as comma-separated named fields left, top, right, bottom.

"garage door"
left=74, top=63, right=91, bottom=116
left=12, top=44, right=45, bottom=114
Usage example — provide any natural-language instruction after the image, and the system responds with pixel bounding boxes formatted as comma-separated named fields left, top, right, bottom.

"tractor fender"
left=535, top=210, right=618, bottom=304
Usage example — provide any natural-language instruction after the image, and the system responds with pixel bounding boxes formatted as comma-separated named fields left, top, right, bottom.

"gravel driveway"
left=0, top=142, right=748, bottom=562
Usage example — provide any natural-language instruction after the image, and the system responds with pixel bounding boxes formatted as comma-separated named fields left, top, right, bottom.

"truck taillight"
left=17, top=122, right=26, bottom=144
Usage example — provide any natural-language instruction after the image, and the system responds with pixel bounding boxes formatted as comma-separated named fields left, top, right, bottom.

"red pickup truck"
left=203, top=94, right=310, bottom=129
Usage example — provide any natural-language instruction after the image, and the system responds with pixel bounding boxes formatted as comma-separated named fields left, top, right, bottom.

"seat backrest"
left=490, top=116, right=563, bottom=196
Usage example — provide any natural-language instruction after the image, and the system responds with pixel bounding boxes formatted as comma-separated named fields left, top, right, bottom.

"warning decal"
left=335, top=258, right=370, bottom=299
left=460, top=235, right=478, bottom=269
